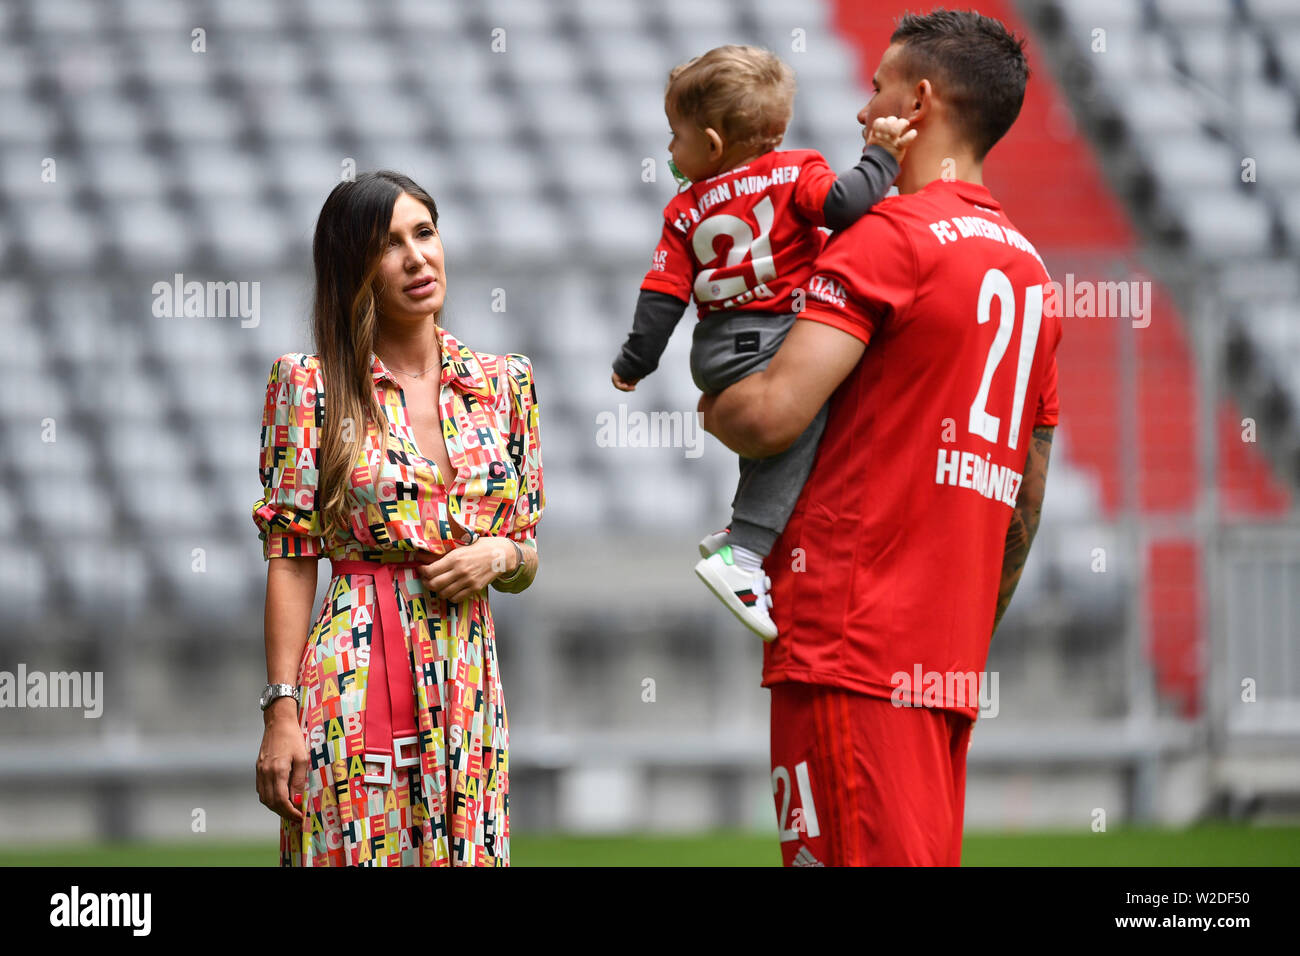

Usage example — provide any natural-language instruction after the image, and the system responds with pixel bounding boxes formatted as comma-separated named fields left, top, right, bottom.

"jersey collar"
left=369, top=325, right=494, bottom=398
left=919, top=177, right=1002, bottom=213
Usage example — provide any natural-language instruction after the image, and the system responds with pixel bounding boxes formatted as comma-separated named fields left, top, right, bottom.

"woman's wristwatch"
left=260, top=683, right=300, bottom=711
left=496, top=537, right=526, bottom=584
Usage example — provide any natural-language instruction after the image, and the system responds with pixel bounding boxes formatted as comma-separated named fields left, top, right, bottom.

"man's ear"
left=704, top=127, right=724, bottom=159
left=909, top=78, right=932, bottom=126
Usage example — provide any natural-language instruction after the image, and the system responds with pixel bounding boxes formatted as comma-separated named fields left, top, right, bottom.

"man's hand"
left=612, top=371, right=639, bottom=392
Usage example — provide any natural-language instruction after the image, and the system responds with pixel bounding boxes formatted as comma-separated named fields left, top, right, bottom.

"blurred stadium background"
left=1, top=0, right=1298, bottom=864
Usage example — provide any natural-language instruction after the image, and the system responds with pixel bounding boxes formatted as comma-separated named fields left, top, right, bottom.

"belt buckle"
left=394, top=734, right=421, bottom=769
left=362, top=752, right=392, bottom=786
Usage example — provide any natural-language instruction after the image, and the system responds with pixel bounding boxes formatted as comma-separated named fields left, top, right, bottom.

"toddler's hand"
left=612, top=371, right=639, bottom=392
left=865, top=116, right=917, bottom=161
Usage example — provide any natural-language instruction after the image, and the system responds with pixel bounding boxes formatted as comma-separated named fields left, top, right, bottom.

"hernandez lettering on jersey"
left=640, top=149, right=841, bottom=318
left=763, top=178, right=1062, bottom=720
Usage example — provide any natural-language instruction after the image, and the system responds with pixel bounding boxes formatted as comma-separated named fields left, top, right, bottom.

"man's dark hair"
left=890, top=9, right=1029, bottom=160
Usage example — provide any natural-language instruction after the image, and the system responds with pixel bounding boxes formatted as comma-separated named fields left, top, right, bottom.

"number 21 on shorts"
left=772, top=761, right=820, bottom=841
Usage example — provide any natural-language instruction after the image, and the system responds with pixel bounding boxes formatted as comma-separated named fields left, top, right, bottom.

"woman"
left=252, top=170, right=543, bottom=866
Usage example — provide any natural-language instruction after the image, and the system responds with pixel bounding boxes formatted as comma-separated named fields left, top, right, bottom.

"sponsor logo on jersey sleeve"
left=807, top=274, right=846, bottom=308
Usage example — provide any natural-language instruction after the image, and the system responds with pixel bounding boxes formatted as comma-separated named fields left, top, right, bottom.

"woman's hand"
left=416, top=536, right=517, bottom=603
left=256, top=701, right=307, bottom=825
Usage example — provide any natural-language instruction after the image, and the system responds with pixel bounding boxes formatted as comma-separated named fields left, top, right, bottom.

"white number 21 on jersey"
left=968, top=267, right=1044, bottom=452
left=692, top=195, right=777, bottom=303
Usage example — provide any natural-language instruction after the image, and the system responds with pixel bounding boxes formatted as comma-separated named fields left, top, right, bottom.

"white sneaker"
left=698, top=527, right=730, bottom=559
left=694, top=544, right=777, bottom=641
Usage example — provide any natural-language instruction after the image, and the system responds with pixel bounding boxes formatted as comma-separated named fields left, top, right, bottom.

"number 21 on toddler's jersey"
left=639, top=149, right=841, bottom=320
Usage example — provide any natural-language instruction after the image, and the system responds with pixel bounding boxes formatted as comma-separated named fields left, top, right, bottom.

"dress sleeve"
left=501, top=353, right=544, bottom=543
left=251, top=353, right=326, bottom=560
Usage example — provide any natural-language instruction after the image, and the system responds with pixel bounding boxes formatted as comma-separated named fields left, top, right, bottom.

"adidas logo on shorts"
left=792, top=846, right=824, bottom=867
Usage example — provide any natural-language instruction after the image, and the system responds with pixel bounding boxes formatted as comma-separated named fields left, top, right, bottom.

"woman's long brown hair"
left=311, top=170, right=440, bottom=538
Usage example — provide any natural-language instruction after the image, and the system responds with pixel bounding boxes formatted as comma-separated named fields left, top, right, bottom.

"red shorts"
left=769, top=681, right=974, bottom=866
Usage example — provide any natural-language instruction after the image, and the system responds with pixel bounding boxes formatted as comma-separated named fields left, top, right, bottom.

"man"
left=700, top=9, right=1060, bottom=866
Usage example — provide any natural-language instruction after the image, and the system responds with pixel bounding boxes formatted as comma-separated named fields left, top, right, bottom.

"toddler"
left=611, top=44, right=915, bottom=640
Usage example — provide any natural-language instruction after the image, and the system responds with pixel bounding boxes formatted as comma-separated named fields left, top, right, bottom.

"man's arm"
left=992, top=425, right=1054, bottom=633
left=699, top=318, right=866, bottom=459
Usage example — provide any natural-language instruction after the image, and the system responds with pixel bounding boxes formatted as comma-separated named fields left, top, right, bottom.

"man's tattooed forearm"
left=992, top=426, right=1054, bottom=633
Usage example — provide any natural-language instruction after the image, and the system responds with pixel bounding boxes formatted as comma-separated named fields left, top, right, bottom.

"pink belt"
left=330, top=558, right=426, bottom=787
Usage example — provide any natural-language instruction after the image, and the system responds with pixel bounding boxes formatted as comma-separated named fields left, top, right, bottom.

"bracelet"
left=496, top=538, right=526, bottom=584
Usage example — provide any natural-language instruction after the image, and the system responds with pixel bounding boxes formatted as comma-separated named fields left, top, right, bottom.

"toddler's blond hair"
left=665, top=45, right=795, bottom=156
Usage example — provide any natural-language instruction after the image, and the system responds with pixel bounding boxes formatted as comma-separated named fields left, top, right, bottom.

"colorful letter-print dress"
left=252, top=324, right=543, bottom=866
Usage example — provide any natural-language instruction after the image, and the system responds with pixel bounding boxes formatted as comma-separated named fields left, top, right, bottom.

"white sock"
left=730, top=544, right=763, bottom=573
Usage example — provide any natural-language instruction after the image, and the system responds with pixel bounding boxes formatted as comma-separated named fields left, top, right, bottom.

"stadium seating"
left=2, top=0, right=1293, bottom=839
left=1029, top=0, right=1297, bottom=746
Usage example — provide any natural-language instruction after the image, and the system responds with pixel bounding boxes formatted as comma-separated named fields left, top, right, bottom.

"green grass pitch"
left=1, top=825, right=1298, bottom=866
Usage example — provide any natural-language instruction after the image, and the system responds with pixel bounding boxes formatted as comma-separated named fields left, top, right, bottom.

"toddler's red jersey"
left=763, top=179, right=1062, bottom=719
left=640, top=149, right=840, bottom=319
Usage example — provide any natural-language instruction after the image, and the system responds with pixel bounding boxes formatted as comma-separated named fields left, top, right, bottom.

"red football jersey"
left=640, top=149, right=839, bottom=318
left=763, top=178, right=1062, bottom=720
